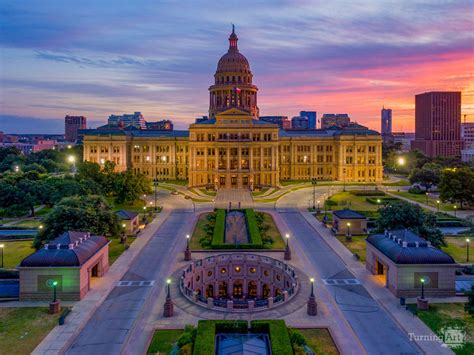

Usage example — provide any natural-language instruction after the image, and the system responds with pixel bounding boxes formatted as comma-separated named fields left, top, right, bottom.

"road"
left=279, top=211, right=419, bottom=354
left=65, top=211, right=194, bottom=355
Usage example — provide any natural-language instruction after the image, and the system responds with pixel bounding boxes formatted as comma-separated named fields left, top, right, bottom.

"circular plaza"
left=179, top=253, right=299, bottom=312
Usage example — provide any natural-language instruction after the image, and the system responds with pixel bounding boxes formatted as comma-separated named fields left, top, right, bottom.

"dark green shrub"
left=289, top=329, right=306, bottom=346
left=211, top=209, right=225, bottom=247
left=408, top=186, right=424, bottom=194
left=245, top=208, right=263, bottom=246
left=250, top=320, right=293, bottom=355
left=193, top=320, right=247, bottom=355
left=351, top=190, right=385, bottom=196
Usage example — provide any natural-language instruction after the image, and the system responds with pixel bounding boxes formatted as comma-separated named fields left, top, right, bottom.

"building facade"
left=291, top=116, right=309, bottom=129
left=145, top=120, right=173, bottom=130
left=83, top=28, right=383, bottom=188
left=411, top=91, right=462, bottom=157
left=108, top=112, right=146, bottom=129
left=461, top=122, right=474, bottom=149
left=65, top=115, right=87, bottom=142
left=259, top=116, right=291, bottom=129
left=381, top=107, right=392, bottom=141
left=320, top=114, right=350, bottom=129
left=300, top=111, right=317, bottom=129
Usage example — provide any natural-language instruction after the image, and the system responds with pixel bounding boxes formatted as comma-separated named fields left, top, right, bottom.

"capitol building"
left=83, top=28, right=383, bottom=189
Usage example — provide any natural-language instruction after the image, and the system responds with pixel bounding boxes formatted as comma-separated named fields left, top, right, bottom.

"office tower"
left=65, top=115, right=87, bottom=142
left=300, top=111, right=317, bottom=129
left=381, top=107, right=392, bottom=141
left=320, top=114, right=350, bottom=129
left=260, top=116, right=291, bottom=129
left=108, top=112, right=146, bottom=129
left=291, top=116, right=309, bottom=129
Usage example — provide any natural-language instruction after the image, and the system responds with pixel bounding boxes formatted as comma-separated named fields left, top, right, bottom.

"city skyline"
left=1, top=0, right=473, bottom=134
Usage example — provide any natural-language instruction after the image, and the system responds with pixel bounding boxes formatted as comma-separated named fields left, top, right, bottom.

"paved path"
left=276, top=210, right=421, bottom=354
left=64, top=211, right=194, bottom=355
left=215, top=188, right=254, bottom=209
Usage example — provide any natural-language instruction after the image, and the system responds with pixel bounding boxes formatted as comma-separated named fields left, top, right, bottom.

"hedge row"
left=193, top=320, right=248, bottom=355
left=250, top=320, right=293, bottom=355
left=244, top=208, right=263, bottom=245
left=211, top=209, right=226, bottom=247
left=350, top=190, right=386, bottom=196
left=366, top=197, right=399, bottom=205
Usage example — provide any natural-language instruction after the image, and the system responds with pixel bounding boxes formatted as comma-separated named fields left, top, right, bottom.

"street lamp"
left=311, top=178, right=317, bottom=210
left=420, top=278, right=425, bottom=299
left=143, top=206, right=147, bottom=221
left=307, top=277, right=317, bottom=316
left=436, top=200, right=440, bottom=212
left=310, top=277, right=315, bottom=297
left=346, top=222, right=352, bottom=241
left=52, top=280, right=58, bottom=302
left=397, top=156, right=406, bottom=167
left=466, top=238, right=470, bottom=263
left=454, top=205, right=457, bottom=217
left=343, top=168, right=346, bottom=192
left=14, top=165, right=19, bottom=173
left=39, top=225, right=43, bottom=230
left=163, top=278, right=174, bottom=317
left=284, top=234, right=291, bottom=260
left=153, top=178, right=159, bottom=212
left=0, top=244, right=4, bottom=268
left=377, top=199, right=381, bottom=210
left=185, top=234, right=192, bottom=261
left=67, top=155, right=76, bottom=174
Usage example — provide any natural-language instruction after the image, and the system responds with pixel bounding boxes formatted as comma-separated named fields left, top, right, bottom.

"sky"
left=0, top=0, right=473, bottom=133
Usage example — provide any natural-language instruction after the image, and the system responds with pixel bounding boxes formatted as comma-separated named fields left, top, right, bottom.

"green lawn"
left=280, top=180, right=309, bottom=186
left=108, top=237, right=137, bottom=264
left=106, top=197, right=146, bottom=213
left=198, top=188, right=216, bottom=196
left=251, top=187, right=270, bottom=196
left=336, top=235, right=367, bottom=262
left=441, top=237, right=471, bottom=264
left=190, top=213, right=210, bottom=250
left=260, top=212, right=285, bottom=249
left=391, top=191, right=457, bottom=211
left=0, top=308, right=63, bottom=355
left=1, top=240, right=35, bottom=269
left=382, top=179, right=410, bottom=186
left=35, top=207, right=52, bottom=216
left=11, top=219, right=43, bottom=228
left=415, top=303, right=474, bottom=355
left=327, top=192, right=380, bottom=212
left=147, top=329, right=183, bottom=354
left=297, top=328, right=339, bottom=355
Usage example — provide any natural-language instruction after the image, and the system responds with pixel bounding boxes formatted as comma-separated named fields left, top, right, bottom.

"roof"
left=367, top=229, right=455, bottom=265
left=333, top=209, right=366, bottom=219
left=20, top=231, right=108, bottom=267
left=116, top=210, right=139, bottom=220
left=84, top=126, right=189, bottom=138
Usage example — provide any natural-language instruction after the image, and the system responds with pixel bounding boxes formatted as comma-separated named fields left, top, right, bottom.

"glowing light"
left=67, top=155, right=76, bottom=163
left=397, top=157, right=406, bottom=166
left=310, top=277, right=315, bottom=283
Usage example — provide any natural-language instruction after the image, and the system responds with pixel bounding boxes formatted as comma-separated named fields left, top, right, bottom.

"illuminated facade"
left=83, top=28, right=383, bottom=188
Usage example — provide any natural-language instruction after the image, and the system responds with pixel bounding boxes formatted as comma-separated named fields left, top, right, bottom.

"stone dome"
left=216, top=27, right=251, bottom=74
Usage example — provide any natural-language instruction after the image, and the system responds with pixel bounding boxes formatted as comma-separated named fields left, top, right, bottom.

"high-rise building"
left=260, top=116, right=291, bottom=129
left=320, top=114, right=350, bottom=129
left=381, top=107, right=392, bottom=141
left=65, top=115, right=87, bottom=142
left=461, top=122, right=474, bottom=149
left=392, top=132, right=415, bottom=152
left=411, top=92, right=462, bottom=157
left=145, top=120, right=174, bottom=130
left=300, top=111, right=317, bottom=129
left=108, top=112, right=146, bottom=129
left=291, top=116, right=309, bottom=129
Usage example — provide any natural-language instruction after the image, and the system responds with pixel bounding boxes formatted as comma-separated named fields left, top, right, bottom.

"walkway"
left=64, top=211, right=195, bottom=355
left=215, top=188, right=254, bottom=209
left=225, top=211, right=249, bottom=244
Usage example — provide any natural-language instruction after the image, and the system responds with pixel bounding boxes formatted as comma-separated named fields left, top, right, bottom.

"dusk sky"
left=0, top=0, right=473, bottom=133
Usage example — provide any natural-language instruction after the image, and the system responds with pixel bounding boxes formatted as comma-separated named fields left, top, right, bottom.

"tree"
left=408, top=163, right=441, bottom=191
left=439, top=168, right=474, bottom=208
left=34, top=195, right=120, bottom=249
left=114, top=170, right=151, bottom=204
left=377, top=201, right=445, bottom=247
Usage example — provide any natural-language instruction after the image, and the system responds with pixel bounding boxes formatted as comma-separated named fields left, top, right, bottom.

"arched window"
left=262, top=284, right=270, bottom=298
left=233, top=281, right=243, bottom=298
left=206, top=284, right=214, bottom=298
left=219, top=281, right=228, bottom=298
left=248, top=281, right=257, bottom=298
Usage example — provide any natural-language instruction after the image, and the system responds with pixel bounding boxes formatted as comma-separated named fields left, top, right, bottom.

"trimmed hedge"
left=250, top=320, right=293, bottom=355
left=351, top=190, right=386, bottom=196
left=210, top=209, right=264, bottom=249
left=211, top=209, right=226, bottom=247
left=193, top=320, right=248, bottom=355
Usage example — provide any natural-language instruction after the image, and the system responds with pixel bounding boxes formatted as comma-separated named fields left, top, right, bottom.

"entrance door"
left=242, top=176, right=248, bottom=186
left=231, top=176, right=237, bottom=187
left=233, top=281, right=243, bottom=298
left=377, top=260, right=384, bottom=275
left=91, top=264, right=99, bottom=277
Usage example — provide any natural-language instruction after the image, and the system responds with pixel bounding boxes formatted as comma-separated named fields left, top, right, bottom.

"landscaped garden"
left=412, top=303, right=474, bottom=355
left=190, top=209, right=284, bottom=250
left=441, top=237, right=472, bottom=264
left=0, top=307, right=65, bottom=355
left=147, top=320, right=339, bottom=355
left=0, top=240, right=35, bottom=269
left=108, top=236, right=137, bottom=264
left=391, top=191, right=457, bottom=211
left=335, top=235, right=367, bottom=262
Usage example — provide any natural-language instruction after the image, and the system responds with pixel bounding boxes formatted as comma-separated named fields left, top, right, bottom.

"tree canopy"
left=439, top=168, right=474, bottom=208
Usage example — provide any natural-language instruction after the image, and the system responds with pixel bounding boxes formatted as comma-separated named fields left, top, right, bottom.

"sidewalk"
left=32, top=211, right=171, bottom=355
left=300, top=209, right=454, bottom=355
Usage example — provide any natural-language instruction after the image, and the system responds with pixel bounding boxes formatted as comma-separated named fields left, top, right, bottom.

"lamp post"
left=49, top=280, right=61, bottom=314
left=14, top=165, right=19, bottom=173
left=284, top=233, right=291, bottom=260
left=343, top=168, right=346, bottom=192
left=397, top=156, right=406, bottom=167
left=417, top=277, right=429, bottom=310
left=121, top=223, right=127, bottom=244
left=317, top=200, right=320, bottom=213
left=153, top=178, right=159, bottom=212
left=184, top=234, right=192, bottom=261
left=346, top=222, right=352, bottom=241
left=425, top=192, right=429, bottom=204
left=377, top=198, right=381, bottom=210
left=0, top=244, right=4, bottom=268
left=436, top=200, right=440, bottom=212
left=307, top=277, right=317, bottom=316
left=163, top=278, right=174, bottom=317
left=466, top=238, right=470, bottom=263
left=454, top=205, right=457, bottom=217
left=312, top=178, right=317, bottom=210
left=67, top=155, right=76, bottom=174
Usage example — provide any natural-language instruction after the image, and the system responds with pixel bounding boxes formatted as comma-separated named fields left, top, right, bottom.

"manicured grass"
left=198, top=188, right=216, bottom=196
left=391, top=191, right=457, bottom=211
left=297, top=328, right=339, bottom=355
left=147, top=329, right=183, bottom=354
left=1, top=240, right=35, bottom=269
left=35, top=207, right=52, bottom=216
left=0, top=307, right=63, bottom=355
left=382, top=179, right=410, bottom=186
left=108, top=237, right=137, bottom=264
left=251, top=187, right=270, bottom=196
left=336, top=235, right=367, bottom=262
left=416, top=303, right=474, bottom=355
left=280, top=180, right=309, bottom=186
left=260, top=212, right=285, bottom=249
left=251, top=320, right=293, bottom=355
left=106, top=197, right=145, bottom=213
left=441, top=237, right=471, bottom=264
left=190, top=213, right=210, bottom=250
left=11, top=219, right=43, bottom=228
left=327, top=192, right=380, bottom=212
